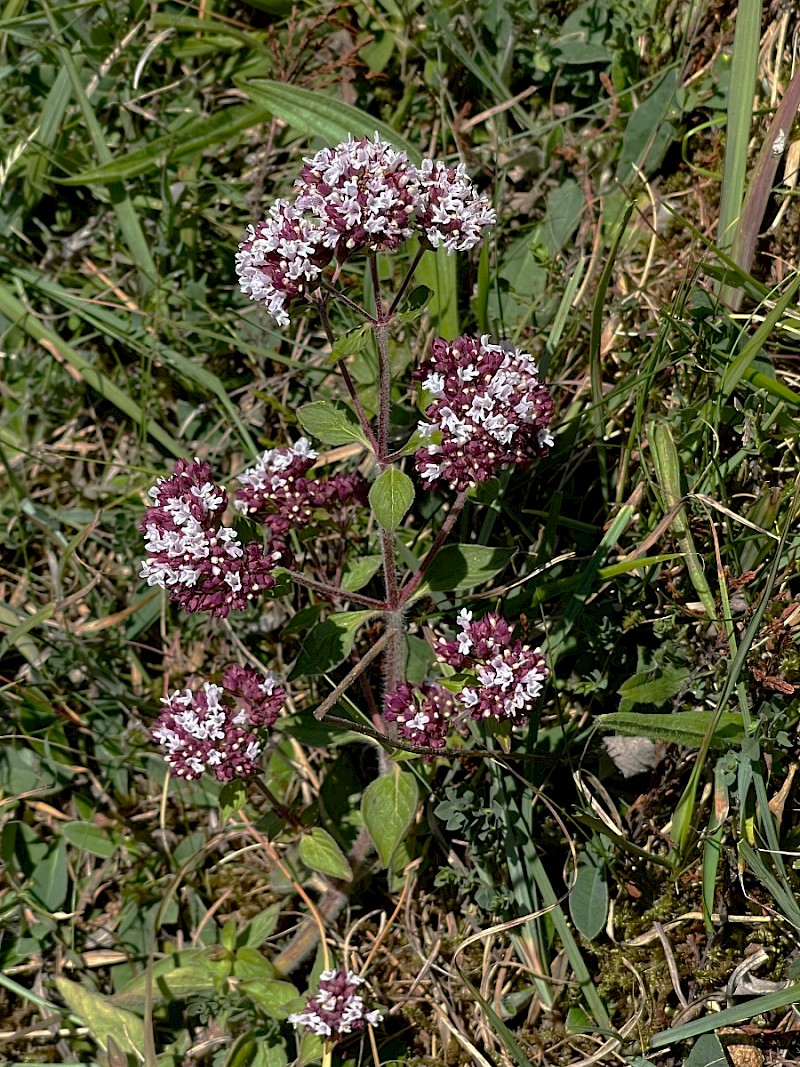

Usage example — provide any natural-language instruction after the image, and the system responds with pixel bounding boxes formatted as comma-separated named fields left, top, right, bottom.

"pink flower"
left=140, top=459, right=281, bottom=618
left=294, top=135, right=420, bottom=258
left=234, top=438, right=368, bottom=537
left=415, top=158, right=496, bottom=252
left=288, top=969, right=383, bottom=1041
left=383, top=682, right=454, bottom=749
left=413, top=334, right=554, bottom=490
left=438, top=610, right=549, bottom=725
left=235, top=200, right=331, bottom=326
left=152, top=666, right=286, bottom=781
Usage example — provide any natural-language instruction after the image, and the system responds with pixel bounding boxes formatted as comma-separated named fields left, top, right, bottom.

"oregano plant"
left=140, top=133, right=555, bottom=1051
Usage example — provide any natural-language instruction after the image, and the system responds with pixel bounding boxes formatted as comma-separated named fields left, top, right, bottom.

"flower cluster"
left=295, top=136, right=419, bottom=257
left=237, top=135, right=495, bottom=325
left=152, top=666, right=286, bottom=781
left=234, top=438, right=368, bottom=537
left=383, top=681, right=455, bottom=750
left=439, top=610, right=549, bottom=725
left=288, top=969, right=383, bottom=1042
left=140, top=460, right=281, bottom=618
left=415, top=159, right=498, bottom=252
left=235, top=200, right=330, bottom=327
left=414, top=334, right=554, bottom=491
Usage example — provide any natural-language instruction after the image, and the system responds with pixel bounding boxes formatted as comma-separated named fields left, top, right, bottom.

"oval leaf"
left=291, top=610, right=375, bottom=679
left=55, top=977, right=145, bottom=1056
left=62, top=821, right=117, bottom=859
left=569, top=852, right=608, bottom=941
left=241, top=978, right=302, bottom=1020
left=111, top=949, right=231, bottom=1010
left=413, top=544, right=513, bottom=598
left=369, top=468, right=414, bottom=531
left=219, top=779, right=248, bottom=824
left=234, top=946, right=275, bottom=982
left=362, top=766, right=418, bottom=867
left=297, top=400, right=369, bottom=447
left=341, top=554, right=383, bottom=592
left=299, top=827, right=352, bottom=882
left=328, top=323, right=372, bottom=364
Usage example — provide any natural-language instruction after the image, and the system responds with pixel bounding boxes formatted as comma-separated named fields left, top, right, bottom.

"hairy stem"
left=248, top=775, right=304, bottom=830
left=286, top=569, right=386, bottom=610
left=314, top=627, right=396, bottom=721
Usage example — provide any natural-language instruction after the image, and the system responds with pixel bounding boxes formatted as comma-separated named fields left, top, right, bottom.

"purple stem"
left=398, top=491, right=468, bottom=604
left=286, top=569, right=386, bottom=610
left=388, top=245, right=427, bottom=317
left=319, top=279, right=376, bottom=322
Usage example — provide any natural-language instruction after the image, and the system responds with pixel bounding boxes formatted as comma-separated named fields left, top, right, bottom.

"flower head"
left=235, top=200, right=331, bottom=326
left=234, top=438, right=369, bottom=537
left=383, top=682, right=455, bottom=750
left=140, top=459, right=281, bottom=618
left=288, top=969, right=383, bottom=1042
left=415, top=158, right=496, bottom=252
left=439, top=611, right=548, bottom=725
left=152, top=666, right=286, bottom=781
left=414, top=335, right=554, bottom=491
left=294, top=135, right=420, bottom=258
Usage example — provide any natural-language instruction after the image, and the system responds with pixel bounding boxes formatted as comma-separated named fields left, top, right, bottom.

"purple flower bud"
left=294, top=134, right=421, bottom=259
left=152, top=666, right=286, bottom=781
left=383, top=682, right=454, bottom=750
left=413, top=334, right=554, bottom=490
left=415, top=158, right=496, bottom=252
left=140, top=459, right=280, bottom=618
left=288, top=968, right=383, bottom=1042
left=439, top=611, right=549, bottom=725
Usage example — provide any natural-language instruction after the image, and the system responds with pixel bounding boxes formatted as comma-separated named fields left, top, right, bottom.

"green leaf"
left=61, top=822, right=117, bottom=859
left=239, top=904, right=282, bottom=949
left=55, top=977, right=145, bottom=1057
left=362, top=766, right=419, bottom=867
left=296, top=400, right=369, bottom=447
left=235, top=79, right=421, bottom=163
left=225, top=1034, right=290, bottom=1067
left=291, top=610, right=375, bottom=678
left=341, top=554, right=383, bottom=592
left=598, top=711, right=746, bottom=748
left=241, top=978, right=302, bottom=1020
left=30, top=840, right=68, bottom=911
left=234, top=946, right=275, bottom=982
left=299, top=827, right=353, bottom=881
left=369, top=468, right=414, bottom=530
left=327, top=323, right=373, bottom=364
left=413, top=544, right=513, bottom=598
left=617, top=67, right=681, bottom=183
left=395, top=284, right=433, bottom=323
left=111, top=949, right=231, bottom=1010
left=617, top=665, right=690, bottom=707
left=60, top=104, right=273, bottom=184
left=219, top=779, right=248, bottom=824
left=568, top=849, right=608, bottom=941
left=685, top=1034, right=728, bottom=1067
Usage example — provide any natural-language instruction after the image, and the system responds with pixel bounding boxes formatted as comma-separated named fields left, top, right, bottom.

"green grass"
left=4, top=1, right=800, bottom=1065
